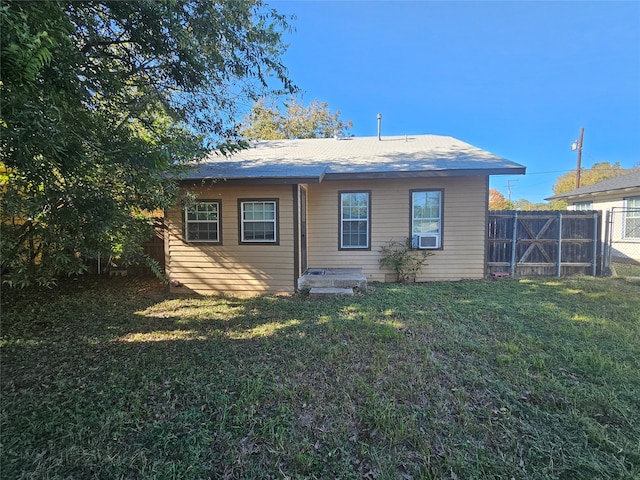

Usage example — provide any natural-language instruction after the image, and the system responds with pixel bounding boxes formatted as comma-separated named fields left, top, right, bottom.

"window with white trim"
left=340, top=191, right=370, bottom=249
left=185, top=201, right=221, bottom=243
left=573, top=201, right=593, bottom=211
left=240, top=200, right=278, bottom=243
left=411, top=190, right=442, bottom=249
left=624, top=196, right=640, bottom=239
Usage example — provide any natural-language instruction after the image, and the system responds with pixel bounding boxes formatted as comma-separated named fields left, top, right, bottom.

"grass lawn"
left=2, top=276, right=639, bottom=479
left=612, top=261, right=640, bottom=278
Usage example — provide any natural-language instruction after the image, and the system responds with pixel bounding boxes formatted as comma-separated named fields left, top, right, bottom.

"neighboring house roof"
left=546, top=170, right=640, bottom=201
left=182, top=135, right=525, bottom=184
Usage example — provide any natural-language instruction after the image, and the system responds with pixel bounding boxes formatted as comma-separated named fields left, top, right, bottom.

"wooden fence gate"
left=487, top=210, right=602, bottom=277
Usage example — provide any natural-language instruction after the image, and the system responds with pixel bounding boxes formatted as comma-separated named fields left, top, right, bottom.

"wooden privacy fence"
left=487, top=210, right=602, bottom=277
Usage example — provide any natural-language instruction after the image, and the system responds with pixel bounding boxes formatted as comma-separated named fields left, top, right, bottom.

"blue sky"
left=267, top=1, right=640, bottom=203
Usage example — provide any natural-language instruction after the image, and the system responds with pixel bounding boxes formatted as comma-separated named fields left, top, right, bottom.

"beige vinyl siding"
left=166, top=184, right=295, bottom=295
left=307, top=177, right=488, bottom=281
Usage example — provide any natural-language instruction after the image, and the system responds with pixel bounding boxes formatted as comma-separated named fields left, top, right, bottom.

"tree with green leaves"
left=0, top=0, right=295, bottom=286
left=240, top=97, right=352, bottom=140
left=549, top=162, right=639, bottom=209
left=511, top=198, right=554, bottom=211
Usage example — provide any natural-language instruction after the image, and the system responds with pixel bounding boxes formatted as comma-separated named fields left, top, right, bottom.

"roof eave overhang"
left=546, top=185, right=640, bottom=201
left=323, top=167, right=526, bottom=181
left=546, top=193, right=586, bottom=201
left=179, top=167, right=525, bottom=186
left=180, top=174, right=324, bottom=186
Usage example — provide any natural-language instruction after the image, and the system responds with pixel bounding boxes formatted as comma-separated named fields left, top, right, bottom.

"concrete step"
left=298, top=268, right=367, bottom=290
left=309, top=287, right=354, bottom=296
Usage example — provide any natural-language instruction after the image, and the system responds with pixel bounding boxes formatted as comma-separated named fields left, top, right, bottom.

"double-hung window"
left=340, top=191, right=370, bottom=249
left=411, top=190, right=442, bottom=249
left=240, top=200, right=278, bottom=243
left=185, top=201, right=221, bottom=243
left=624, top=196, right=640, bottom=239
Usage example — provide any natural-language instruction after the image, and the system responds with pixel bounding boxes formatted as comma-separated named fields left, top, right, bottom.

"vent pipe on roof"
left=377, top=113, right=382, bottom=141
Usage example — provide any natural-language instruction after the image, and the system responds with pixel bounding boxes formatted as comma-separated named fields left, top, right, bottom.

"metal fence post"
left=557, top=212, right=563, bottom=277
left=592, top=212, right=598, bottom=276
left=603, top=209, right=611, bottom=276
left=510, top=211, right=518, bottom=276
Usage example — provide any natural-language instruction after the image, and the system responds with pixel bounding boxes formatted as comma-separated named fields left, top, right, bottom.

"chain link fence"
left=604, top=207, right=640, bottom=277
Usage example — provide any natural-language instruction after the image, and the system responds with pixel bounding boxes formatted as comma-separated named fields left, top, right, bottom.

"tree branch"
left=80, top=38, right=132, bottom=55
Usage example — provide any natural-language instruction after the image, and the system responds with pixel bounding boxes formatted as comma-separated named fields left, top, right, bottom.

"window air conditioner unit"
left=412, top=234, right=439, bottom=249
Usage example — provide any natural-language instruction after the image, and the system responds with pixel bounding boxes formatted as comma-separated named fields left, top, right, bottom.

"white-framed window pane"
left=340, top=192, right=369, bottom=248
left=627, top=197, right=640, bottom=212
left=574, top=201, right=593, bottom=211
left=241, top=201, right=277, bottom=243
left=190, top=223, right=217, bottom=240
left=185, top=201, right=220, bottom=242
left=244, top=221, right=275, bottom=241
left=412, top=191, right=442, bottom=245
left=342, top=193, right=368, bottom=219
left=624, top=197, right=640, bottom=239
left=413, top=220, right=440, bottom=234
left=342, top=220, right=368, bottom=246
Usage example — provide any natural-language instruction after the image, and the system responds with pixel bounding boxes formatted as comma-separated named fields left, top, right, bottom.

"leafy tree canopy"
left=512, top=198, right=555, bottom=211
left=0, top=0, right=294, bottom=286
left=549, top=162, right=639, bottom=209
left=491, top=163, right=639, bottom=212
left=240, top=97, right=352, bottom=140
left=488, top=189, right=512, bottom=210
left=552, top=162, right=636, bottom=196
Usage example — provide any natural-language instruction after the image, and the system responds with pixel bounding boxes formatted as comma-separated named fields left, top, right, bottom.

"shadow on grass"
left=1, top=276, right=639, bottom=480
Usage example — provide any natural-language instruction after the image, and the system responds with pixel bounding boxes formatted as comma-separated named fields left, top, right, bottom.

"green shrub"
left=378, top=237, right=434, bottom=283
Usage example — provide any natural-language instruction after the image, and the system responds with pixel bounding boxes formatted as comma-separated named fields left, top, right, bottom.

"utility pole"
left=506, top=179, right=518, bottom=202
left=572, top=127, right=584, bottom=188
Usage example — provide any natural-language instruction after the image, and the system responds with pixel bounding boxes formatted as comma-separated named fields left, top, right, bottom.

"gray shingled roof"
left=182, top=135, right=525, bottom=182
left=546, top=170, right=640, bottom=200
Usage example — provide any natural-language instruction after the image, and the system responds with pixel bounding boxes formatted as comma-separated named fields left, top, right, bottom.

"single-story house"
left=165, top=135, right=526, bottom=295
left=546, top=170, right=640, bottom=264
